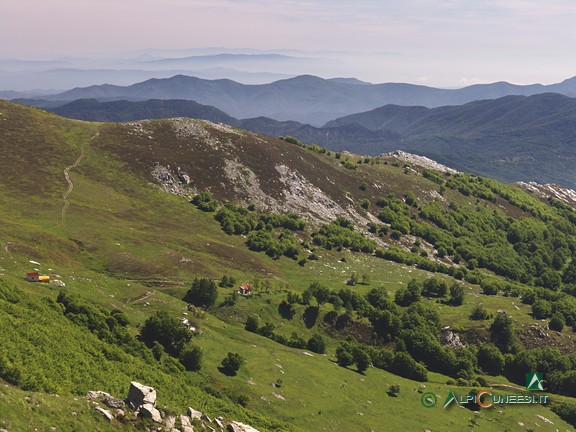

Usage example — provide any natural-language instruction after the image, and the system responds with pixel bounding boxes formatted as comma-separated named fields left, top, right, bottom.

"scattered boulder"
left=187, top=407, right=203, bottom=419
left=95, top=407, right=114, bottom=422
left=86, top=390, right=111, bottom=399
left=440, top=330, right=466, bottom=349
left=127, top=381, right=156, bottom=409
left=164, top=415, right=176, bottom=429
left=227, top=421, right=261, bottom=432
left=115, top=409, right=125, bottom=420
left=138, top=403, right=162, bottom=423
left=180, top=414, right=192, bottom=428
left=103, top=395, right=125, bottom=409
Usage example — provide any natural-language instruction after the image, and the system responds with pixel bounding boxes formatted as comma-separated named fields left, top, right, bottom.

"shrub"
left=184, top=278, right=218, bottom=308
left=179, top=345, right=203, bottom=371
left=245, top=314, right=260, bottom=332
left=220, top=352, right=245, bottom=376
left=551, top=403, right=576, bottom=428
left=449, top=283, right=465, bottom=306
left=532, top=300, right=553, bottom=319
left=258, top=322, right=276, bottom=338
left=390, top=352, right=427, bottom=382
left=140, top=311, right=192, bottom=356
left=481, top=280, right=499, bottom=295
left=549, top=314, right=565, bottom=332
left=307, top=334, right=326, bottom=354
left=470, top=304, right=491, bottom=320
left=395, top=279, right=421, bottom=306
left=477, top=344, right=505, bottom=375
left=387, top=384, right=400, bottom=397
left=191, top=191, right=218, bottom=212
left=422, top=277, right=448, bottom=298
left=335, top=345, right=355, bottom=367
left=354, top=347, right=371, bottom=373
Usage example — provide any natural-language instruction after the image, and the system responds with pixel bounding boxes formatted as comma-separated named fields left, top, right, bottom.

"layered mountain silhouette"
left=32, top=74, right=576, bottom=125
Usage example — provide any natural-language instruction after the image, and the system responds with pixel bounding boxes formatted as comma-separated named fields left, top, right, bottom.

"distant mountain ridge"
left=327, top=93, right=576, bottom=187
left=36, top=74, right=576, bottom=125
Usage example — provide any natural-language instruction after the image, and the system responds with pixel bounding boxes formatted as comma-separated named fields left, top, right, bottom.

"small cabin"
left=26, top=272, right=39, bottom=282
left=26, top=272, right=50, bottom=283
left=238, top=283, right=252, bottom=295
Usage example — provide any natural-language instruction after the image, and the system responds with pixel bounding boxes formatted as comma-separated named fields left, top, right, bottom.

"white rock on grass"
left=187, top=407, right=203, bottom=419
left=138, top=403, right=162, bottom=423
left=127, top=381, right=156, bottom=408
left=95, top=407, right=114, bottom=422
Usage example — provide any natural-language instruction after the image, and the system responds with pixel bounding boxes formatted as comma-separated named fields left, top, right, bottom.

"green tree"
left=336, top=345, right=354, bottom=367
left=307, top=281, right=331, bottom=307
left=490, top=314, right=517, bottom=353
left=477, top=344, right=505, bottom=375
left=184, top=277, right=218, bottom=308
left=532, top=300, right=553, bottom=319
left=258, top=322, right=276, bottom=338
left=390, top=352, right=427, bottom=382
left=220, top=352, right=245, bottom=376
left=387, top=384, right=401, bottom=397
left=549, top=314, right=565, bottom=332
left=179, top=345, right=203, bottom=371
left=354, top=348, right=371, bottom=373
left=422, top=277, right=448, bottom=297
left=245, top=314, right=260, bottom=332
left=307, top=334, right=326, bottom=354
left=395, top=279, right=421, bottom=306
left=140, top=311, right=192, bottom=356
left=449, top=283, right=465, bottom=306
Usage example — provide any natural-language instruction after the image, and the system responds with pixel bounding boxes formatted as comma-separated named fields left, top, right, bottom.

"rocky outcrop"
left=379, top=150, right=458, bottom=173
left=127, top=381, right=156, bottom=409
left=228, top=421, right=262, bottom=432
left=152, top=163, right=194, bottom=196
left=441, top=329, right=466, bottom=349
left=138, top=403, right=162, bottom=423
left=86, top=390, right=111, bottom=399
left=87, top=382, right=261, bottom=431
left=95, top=406, right=114, bottom=422
left=103, top=395, right=124, bottom=409
left=187, top=406, right=203, bottom=419
left=516, top=181, right=576, bottom=209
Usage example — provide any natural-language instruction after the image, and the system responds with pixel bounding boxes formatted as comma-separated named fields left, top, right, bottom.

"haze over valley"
left=3, top=1, right=576, bottom=431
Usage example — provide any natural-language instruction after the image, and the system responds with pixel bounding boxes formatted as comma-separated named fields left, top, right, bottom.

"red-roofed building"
left=26, top=272, right=39, bottom=282
left=26, top=272, right=50, bottom=283
left=238, top=284, right=252, bottom=295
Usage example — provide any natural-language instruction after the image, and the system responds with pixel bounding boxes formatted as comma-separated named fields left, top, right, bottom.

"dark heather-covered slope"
left=38, top=73, right=576, bottom=125
left=51, top=98, right=238, bottom=123
left=38, top=92, right=576, bottom=187
left=35, top=98, right=404, bottom=152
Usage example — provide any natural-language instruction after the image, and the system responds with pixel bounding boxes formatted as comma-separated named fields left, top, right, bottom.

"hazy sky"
left=3, top=0, right=576, bottom=86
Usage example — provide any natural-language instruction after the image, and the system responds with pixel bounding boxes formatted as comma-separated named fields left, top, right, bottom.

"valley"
left=1, top=99, right=576, bottom=430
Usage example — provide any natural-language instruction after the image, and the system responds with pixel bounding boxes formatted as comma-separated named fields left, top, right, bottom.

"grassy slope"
left=0, top=100, right=574, bottom=431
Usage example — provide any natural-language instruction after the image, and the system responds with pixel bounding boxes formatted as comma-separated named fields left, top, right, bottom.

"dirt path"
left=61, top=132, right=98, bottom=224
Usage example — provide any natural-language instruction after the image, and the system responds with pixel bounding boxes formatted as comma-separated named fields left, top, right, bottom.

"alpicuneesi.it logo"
left=526, top=372, right=546, bottom=391
left=421, top=373, right=548, bottom=409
